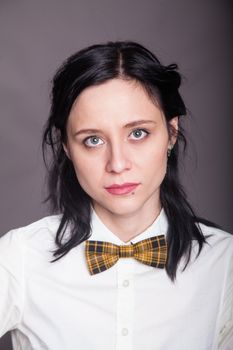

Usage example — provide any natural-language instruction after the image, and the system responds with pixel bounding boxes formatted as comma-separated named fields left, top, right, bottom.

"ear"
left=62, top=142, right=71, bottom=160
left=168, top=116, right=179, bottom=147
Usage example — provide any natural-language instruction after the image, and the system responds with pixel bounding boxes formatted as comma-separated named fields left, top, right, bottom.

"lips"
left=105, top=183, right=140, bottom=195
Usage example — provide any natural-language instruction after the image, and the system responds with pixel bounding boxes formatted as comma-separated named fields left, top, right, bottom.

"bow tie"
left=85, top=235, right=167, bottom=275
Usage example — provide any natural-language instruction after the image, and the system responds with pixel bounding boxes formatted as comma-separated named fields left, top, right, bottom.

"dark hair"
left=42, top=41, right=212, bottom=280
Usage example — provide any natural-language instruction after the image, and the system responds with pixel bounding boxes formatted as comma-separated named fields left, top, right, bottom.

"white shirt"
left=0, top=209, right=233, bottom=350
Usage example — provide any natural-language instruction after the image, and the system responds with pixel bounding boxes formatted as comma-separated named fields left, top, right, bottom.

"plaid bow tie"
left=85, top=235, right=167, bottom=275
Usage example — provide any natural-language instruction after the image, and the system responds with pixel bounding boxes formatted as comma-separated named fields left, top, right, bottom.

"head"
left=43, top=41, right=186, bottom=218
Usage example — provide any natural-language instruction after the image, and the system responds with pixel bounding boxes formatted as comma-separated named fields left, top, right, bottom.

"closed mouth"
left=104, top=183, right=140, bottom=195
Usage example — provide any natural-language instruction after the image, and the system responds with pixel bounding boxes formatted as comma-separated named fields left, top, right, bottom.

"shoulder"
left=199, top=222, right=232, bottom=244
left=0, top=215, right=62, bottom=256
left=197, top=222, right=233, bottom=264
left=16, top=214, right=62, bottom=232
left=182, top=223, right=233, bottom=285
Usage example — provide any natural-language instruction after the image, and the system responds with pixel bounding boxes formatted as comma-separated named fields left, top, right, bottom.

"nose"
left=105, top=141, right=132, bottom=173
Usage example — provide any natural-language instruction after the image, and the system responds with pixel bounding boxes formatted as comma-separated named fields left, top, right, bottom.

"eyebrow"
left=124, top=119, right=157, bottom=128
left=74, top=120, right=157, bottom=137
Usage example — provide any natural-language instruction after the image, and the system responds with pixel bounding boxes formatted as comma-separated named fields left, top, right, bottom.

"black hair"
left=42, top=41, right=215, bottom=280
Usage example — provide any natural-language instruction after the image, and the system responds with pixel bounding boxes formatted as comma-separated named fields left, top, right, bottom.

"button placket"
left=116, top=258, right=134, bottom=350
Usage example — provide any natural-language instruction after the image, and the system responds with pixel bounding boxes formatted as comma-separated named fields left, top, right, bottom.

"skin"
left=63, top=78, right=178, bottom=242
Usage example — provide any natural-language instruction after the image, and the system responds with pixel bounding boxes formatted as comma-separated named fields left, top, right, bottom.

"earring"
left=167, top=144, right=173, bottom=157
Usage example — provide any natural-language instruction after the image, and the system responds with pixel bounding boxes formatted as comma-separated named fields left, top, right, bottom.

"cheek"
left=142, top=146, right=167, bottom=167
left=140, top=146, right=168, bottom=184
left=70, top=154, right=101, bottom=189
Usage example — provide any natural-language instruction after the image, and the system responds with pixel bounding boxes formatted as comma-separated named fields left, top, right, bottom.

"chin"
left=96, top=198, right=147, bottom=217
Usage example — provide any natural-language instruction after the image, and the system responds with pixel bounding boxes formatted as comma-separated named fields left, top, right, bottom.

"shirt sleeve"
left=218, top=236, right=233, bottom=349
left=0, top=229, right=25, bottom=337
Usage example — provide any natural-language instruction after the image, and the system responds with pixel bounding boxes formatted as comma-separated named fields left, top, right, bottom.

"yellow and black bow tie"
left=85, top=235, right=167, bottom=275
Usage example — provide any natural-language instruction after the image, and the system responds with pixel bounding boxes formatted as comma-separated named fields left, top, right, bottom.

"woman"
left=0, top=41, right=232, bottom=350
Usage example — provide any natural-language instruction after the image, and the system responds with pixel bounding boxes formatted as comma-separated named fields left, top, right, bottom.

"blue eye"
left=129, top=129, right=149, bottom=140
left=84, top=136, right=104, bottom=147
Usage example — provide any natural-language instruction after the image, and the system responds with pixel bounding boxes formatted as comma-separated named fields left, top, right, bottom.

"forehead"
left=68, top=78, right=164, bottom=127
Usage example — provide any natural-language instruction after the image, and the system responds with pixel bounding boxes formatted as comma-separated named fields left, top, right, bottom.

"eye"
left=129, top=128, right=149, bottom=140
left=84, top=136, right=104, bottom=147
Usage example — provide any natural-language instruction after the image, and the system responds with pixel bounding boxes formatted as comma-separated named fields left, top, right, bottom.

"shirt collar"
left=89, top=208, right=168, bottom=245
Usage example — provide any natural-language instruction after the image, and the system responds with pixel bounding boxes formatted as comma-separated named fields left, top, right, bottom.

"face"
left=63, top=79, right=177, bottom=220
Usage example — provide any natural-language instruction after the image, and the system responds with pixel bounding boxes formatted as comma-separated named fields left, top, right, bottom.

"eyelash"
left=83, top=128, right=150, bottom=148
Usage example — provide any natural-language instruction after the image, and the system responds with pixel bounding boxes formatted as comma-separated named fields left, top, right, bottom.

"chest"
left=18, top=255, right=223, bottom=350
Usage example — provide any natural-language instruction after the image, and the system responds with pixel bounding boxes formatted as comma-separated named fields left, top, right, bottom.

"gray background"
left=0, top=0, right=232, bottom=349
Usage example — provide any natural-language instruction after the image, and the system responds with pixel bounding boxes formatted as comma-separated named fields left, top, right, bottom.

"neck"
left=93, top=201, right=162, bottom=243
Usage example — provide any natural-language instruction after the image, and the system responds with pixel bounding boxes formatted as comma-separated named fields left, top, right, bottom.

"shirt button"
left=121, top=328, right=129, bottom=336
left=123, top=279, right=129, bottom=287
